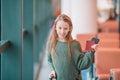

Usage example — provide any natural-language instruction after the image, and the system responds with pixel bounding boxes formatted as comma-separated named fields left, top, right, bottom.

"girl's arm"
left=48, top=51, right=55, bottom=71
left=74, top=51, right=94, bottom=70
left=72, top=41, right=95, bottom=70
left=48, top=51, right=56, bottom=78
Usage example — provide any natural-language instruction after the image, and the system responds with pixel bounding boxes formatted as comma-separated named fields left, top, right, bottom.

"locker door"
left=33, top=0, right=53, bottom=79
left=1, top=0, right=34, bottom=80
left=1, top=0, right=22, bottom=80
left=22, top=0, right=33, bottom=80
left=1, top=0, right=53, bottom=79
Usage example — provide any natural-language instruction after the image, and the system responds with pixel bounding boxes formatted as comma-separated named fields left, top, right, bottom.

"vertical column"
left=22, top=0, right=33, bottom=80
left=0, top=0, right=1, bottom=78
left=61, top=0, right=72, bottom=17
left=61, top=0, right=98, bottom=39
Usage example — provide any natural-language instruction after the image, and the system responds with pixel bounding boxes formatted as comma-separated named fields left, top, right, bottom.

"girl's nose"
left=61, top=29, right=65, bottom=33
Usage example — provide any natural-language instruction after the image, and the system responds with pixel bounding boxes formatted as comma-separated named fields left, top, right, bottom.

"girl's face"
left=56, top=20, right=70, bottom=41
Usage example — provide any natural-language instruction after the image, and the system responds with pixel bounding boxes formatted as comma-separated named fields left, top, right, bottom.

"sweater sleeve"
left=72, top=41, right=94, bottom=70
left=48, top=51, right=55, bottom=71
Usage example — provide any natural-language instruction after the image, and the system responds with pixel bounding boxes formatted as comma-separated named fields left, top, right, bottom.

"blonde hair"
left=47, top=14, right=73, bottom=56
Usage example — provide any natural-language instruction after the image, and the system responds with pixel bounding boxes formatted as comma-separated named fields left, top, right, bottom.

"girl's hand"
left=49, top=70, right=56, bottom=78
left=91, top=44, right=98, bottom=51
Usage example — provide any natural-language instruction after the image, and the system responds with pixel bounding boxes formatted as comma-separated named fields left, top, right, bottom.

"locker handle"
left=23, top=29, right=28, bottom=36
left=0, top=40, right=11, bottom=53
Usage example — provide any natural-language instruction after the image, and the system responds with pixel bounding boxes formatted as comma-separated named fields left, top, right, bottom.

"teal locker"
left=22, top=0, right=33, bottom=80
left=33, top=0, right=53, bottom=62
left=1, top=0, right=34, bottom=80
left=1, top=0, right=22, bottom=80
left=1, top=0, right=53, bottom=79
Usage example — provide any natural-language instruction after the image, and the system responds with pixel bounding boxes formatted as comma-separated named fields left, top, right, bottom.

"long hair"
left=47, top=14, right=73, bottom=56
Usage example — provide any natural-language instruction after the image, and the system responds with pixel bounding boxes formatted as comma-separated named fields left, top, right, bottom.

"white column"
left=61, top=0, right=72, bottom=17
left=61, top=0, right=98, bottom=39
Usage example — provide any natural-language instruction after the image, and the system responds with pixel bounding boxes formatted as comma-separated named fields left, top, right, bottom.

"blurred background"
left=1, top=0, right=119, bottom=80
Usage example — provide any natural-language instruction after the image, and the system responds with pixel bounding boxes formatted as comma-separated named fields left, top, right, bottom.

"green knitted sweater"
left=48, top=40, right=94, bottom=80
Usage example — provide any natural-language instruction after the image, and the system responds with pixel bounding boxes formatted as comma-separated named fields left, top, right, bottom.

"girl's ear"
left=69, top=26, right=72, bottom=31
left=69, top=29, right=72, bottom=32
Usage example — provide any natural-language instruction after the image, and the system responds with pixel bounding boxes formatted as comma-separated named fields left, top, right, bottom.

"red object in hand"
left=85, top=40, right=95, bottom=51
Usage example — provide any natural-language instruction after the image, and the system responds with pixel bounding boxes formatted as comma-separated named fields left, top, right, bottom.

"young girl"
left=47, top=14, right=96, bottom=80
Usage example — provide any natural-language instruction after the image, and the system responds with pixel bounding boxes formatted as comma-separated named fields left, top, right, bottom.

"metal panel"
left=0, top=0, right=1, bottom=78
left=1, top=0, right=22, bottom=80
left=34, top=0, right=52, bottom=62
left=22, top=0, right=33, bottom=79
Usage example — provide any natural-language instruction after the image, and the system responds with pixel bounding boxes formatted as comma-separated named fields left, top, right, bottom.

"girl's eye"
left=58, top=27, right=62, bottom=29
left=64, top=28, right=68, bottom=30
